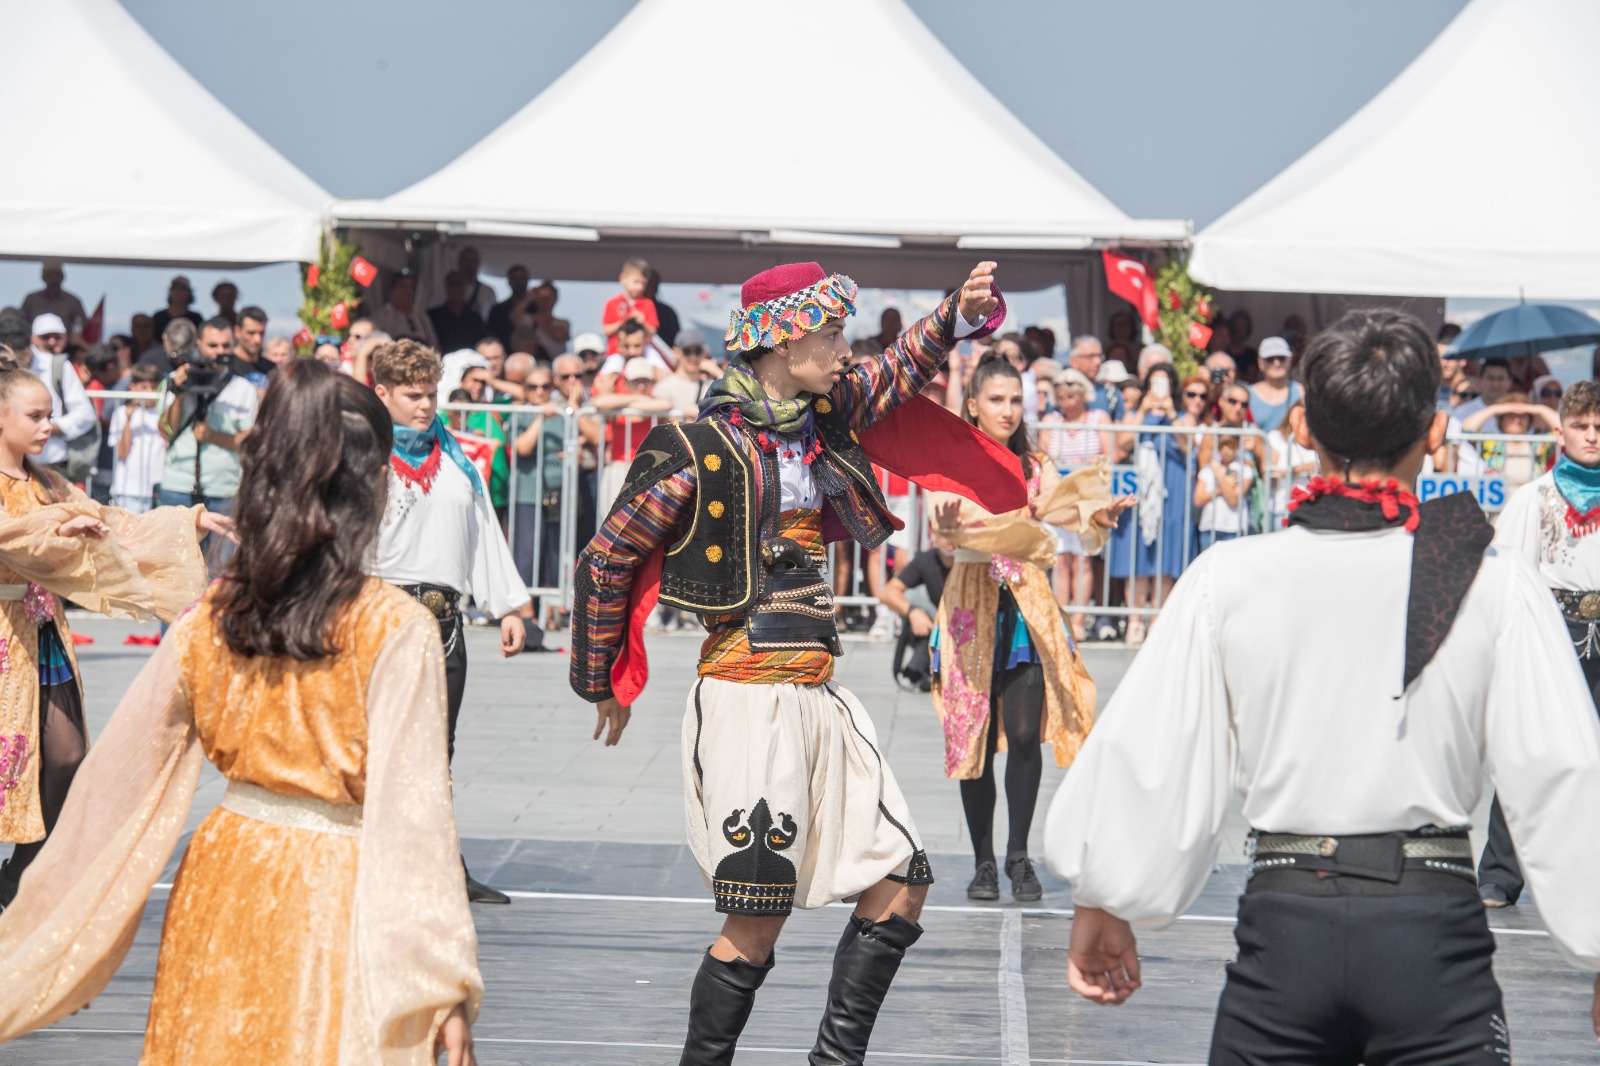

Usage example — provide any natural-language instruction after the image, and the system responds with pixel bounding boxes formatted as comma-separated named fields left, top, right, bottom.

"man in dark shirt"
left=226, top=306, right=269, bottom=387
left=879, top=540, right=953, bottom=690
left=488, top=264, right=532, bottom=346
left=428, top=271, right=488, bottom=353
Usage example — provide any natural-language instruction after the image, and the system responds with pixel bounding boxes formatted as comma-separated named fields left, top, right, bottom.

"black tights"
left=959, top=661, right=1045, bottom=866
left=3, top=682, right=87, bottom=882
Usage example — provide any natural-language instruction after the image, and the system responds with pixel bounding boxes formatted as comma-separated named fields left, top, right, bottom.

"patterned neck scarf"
left=699, top=357, right=816, bottom=439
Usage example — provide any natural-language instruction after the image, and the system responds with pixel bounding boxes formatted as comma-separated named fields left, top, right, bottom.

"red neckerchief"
left=391, top=438, right=444, bottom=493
left=1286, top=476, right=1421, bottom=532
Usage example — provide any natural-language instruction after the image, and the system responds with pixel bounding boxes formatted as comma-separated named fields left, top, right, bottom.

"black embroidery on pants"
left=712, top=797, right=798, bottom=915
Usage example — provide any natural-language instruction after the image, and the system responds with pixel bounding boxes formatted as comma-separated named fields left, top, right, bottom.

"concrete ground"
left=7, top=618, right=1594, bottom=1064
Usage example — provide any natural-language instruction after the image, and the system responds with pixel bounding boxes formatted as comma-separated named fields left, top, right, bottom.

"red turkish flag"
left=1189, top=321, right=1214, bottom=350
left=82, top=296, right=104, bottom=344
left=292, top=327, right=314, bottom=350
left=450, top=430, right=500, bottom=488
left=330, top=302, right=350, bottom=329
left=1103, top=249, right=1161, bottom=332
left=350, top=256, right=378, bottom=288
left=305, top=264, right=320, bottom=288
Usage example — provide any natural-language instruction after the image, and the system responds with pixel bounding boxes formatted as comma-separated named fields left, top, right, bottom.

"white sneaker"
left=868, top=616, right=895, bottom=642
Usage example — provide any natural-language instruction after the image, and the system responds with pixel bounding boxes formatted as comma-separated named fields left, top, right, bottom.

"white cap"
left=31, top=312, right=66, bottom=337
left=1258, top=335, right=1292, bottom=360
left=1096, top=360, right=1133, bottom=385
left=573, top=332, right=605, bottom=355
left=623, top=357, right=654, bottom=382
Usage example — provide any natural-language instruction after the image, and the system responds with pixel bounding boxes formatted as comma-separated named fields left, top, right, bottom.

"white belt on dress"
left=219, top=780, right=363, bottom=837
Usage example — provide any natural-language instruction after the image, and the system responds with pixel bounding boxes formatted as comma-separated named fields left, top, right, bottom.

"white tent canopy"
left=333, top=0, right=1186, bottom=292
left=0, top=0, right=329, bottom=268
left=1189, top=0, right=1600, bottom=301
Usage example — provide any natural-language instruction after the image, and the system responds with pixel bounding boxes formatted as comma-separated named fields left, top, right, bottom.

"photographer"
left=157, top=317, right=259, bottom=573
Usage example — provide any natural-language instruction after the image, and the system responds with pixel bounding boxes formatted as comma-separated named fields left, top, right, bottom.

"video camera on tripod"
left=171, top=348, right=232, bottom=420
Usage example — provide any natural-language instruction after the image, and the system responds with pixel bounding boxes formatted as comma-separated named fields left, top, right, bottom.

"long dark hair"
left=966, top=353, right=1035, bottom=477
left=212, top=361, right=394, bottom=659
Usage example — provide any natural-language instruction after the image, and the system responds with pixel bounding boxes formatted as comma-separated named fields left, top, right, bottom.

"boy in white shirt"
left=1195, top=433, right=1255, bottom=549
left=108, top=364, right=167, bottom=513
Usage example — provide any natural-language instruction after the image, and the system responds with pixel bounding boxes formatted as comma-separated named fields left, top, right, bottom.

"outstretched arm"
left=832, top=262, right=1003, bottom=430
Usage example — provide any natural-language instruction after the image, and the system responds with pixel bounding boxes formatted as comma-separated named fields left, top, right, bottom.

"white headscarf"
left=437, top=348, right=489, bottom=408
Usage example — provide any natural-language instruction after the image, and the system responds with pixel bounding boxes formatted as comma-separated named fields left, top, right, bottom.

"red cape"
left=609, top=395, right=1026, bottom=705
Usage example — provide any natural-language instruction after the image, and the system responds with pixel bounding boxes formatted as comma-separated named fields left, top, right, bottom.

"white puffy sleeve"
left=1489, top=479, right=1542, bottom=568
left=466, top=488, right=532, bottom=619
left=1043, top=555, right=1234, bottom=928
left=1482, top=556, right=1600, bottom=971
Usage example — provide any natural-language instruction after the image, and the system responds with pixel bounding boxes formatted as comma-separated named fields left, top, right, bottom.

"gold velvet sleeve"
left=340, top=615, right=484, bottom=1065
left=1033, top=459, right=1115, bottom=557
left=0, top=617, right=202, bottom=1038
left=0, top=494, right=206, bottom=623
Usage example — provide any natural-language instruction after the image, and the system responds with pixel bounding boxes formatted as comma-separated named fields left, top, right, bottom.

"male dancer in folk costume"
left=572, top=261, right=1024, bottom=1065
left=368, top=339, right=529, bottom=906
left=1477, top=379, right=1600, bottom=912
left=1045, top=310, right=1600, bottom=1061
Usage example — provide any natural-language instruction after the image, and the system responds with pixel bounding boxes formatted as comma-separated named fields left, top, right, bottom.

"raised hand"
left=58, top=514, right=109, bottom=539
left=958, top=261, right=1000, bottom=323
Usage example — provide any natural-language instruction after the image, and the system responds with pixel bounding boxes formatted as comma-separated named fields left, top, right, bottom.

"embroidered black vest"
left=611, top=410, right=897, bottom=615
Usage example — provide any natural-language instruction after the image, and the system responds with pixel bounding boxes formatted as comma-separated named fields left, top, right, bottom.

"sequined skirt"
left=143, top=786, right=363, bottom=1064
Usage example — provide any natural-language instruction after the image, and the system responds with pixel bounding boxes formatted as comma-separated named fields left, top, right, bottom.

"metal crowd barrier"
left=86, top=385, right=1562, bottom=630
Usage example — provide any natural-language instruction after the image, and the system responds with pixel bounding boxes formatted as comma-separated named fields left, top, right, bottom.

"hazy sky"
left=2, top=0, right=1469, bottom=341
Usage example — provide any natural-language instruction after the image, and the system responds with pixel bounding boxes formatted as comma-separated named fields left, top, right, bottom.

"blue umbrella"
left=1446, top=302, right=1600, bottom=361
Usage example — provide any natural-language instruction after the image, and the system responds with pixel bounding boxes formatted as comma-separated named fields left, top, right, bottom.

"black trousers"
left=1210, top=882, right=1508, bottom=1065
left=1478, top=625, right=1600, bottom=902
left=441, top=613, right=467, bottom=764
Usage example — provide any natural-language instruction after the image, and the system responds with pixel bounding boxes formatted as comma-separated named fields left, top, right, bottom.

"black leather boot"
left=679, top=949, right=774, bottom=1066
left=809, top=913, right=923, bottom=1065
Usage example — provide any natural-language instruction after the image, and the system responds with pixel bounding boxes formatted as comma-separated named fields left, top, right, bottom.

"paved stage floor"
left=7, top=619, right=1595, bottom=1064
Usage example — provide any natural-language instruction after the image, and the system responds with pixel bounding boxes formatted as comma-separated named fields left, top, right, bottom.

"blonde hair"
left=0, top=354, right=70, bottom=501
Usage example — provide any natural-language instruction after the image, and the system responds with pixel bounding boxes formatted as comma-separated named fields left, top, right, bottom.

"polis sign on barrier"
left=1415, top=474, right=1508, bottom=511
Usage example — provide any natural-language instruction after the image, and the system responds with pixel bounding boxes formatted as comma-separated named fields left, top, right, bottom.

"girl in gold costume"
left=931, top=355, right=1130, bottom=902
left=0, top=361, right=482, bottom=1065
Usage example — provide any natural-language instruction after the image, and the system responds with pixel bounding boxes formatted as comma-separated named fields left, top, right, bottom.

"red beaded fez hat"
left=726, top=262, right=858, bottom=353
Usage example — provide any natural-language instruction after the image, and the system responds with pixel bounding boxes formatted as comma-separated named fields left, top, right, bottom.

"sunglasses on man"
left=1261, top=355, right=1290, bottom=366
left=1453, top=388, right=1478, bottom=400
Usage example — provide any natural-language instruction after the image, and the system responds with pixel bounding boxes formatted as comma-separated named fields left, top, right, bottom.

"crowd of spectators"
left=1, top=256, right=1585, bottom=646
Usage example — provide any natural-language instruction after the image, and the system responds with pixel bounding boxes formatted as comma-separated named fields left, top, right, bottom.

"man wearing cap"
left=21, top=262, right=87, bottom=338
left=28, top=314, right=97, bottom=480
left=591, top=349, right=673, bottom=514
left=572, top=260, right=1014, bottom=1065
left=1247, top=335, right=1303, bottom=434
left=653, top=328, right=723, bottom=417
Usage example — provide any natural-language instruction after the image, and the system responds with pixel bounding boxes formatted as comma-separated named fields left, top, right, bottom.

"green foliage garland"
left=296, top=236, right=364, bottom=354
left=1154, top=256, right=1215, bottom=380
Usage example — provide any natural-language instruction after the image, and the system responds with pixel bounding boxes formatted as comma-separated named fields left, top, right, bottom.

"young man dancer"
left=1476, top=379, right=1600, bottom=910
left=1046, top=309, right=1600, bottom=1061
left=369, top=339, right=528, bottom=905
left=572, top=261, right=1012, bottom=1065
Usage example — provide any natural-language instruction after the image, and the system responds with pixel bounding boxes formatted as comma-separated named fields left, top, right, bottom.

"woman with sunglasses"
left=1533, top=374, right=1564, bottom=411
left=1245, top=335, right=1303, bottom=434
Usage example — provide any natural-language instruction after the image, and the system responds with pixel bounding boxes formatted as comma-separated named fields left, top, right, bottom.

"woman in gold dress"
left=0, top=355, right=227, bottom=905
left=0, top=361, right=482, bottom=1064
left=930, top=355, right=1130, bottom=903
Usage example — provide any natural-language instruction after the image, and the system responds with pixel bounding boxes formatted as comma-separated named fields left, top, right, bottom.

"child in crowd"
left=1195, top=432, right=1255, bottom=550
left=600, top=256, right=658, bottom=355
left=108, top=363, right=166, bottom=513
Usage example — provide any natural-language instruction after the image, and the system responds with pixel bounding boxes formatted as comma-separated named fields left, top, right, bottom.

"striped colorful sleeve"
left=569, top=467, right=698, bottom=701
left=831, top=293, right=959, bottom=431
